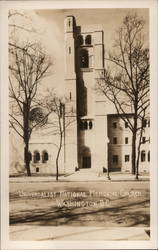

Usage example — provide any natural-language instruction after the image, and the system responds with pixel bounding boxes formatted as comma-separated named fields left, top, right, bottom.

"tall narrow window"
left=141, top=150, right=146, bottom=162
left=68, top=47, right=71, bottom=54
left=42, top=151, right=49, bottom=163
left=85, top=35, right=91, bottom=45
left=125, top=155, right=130, bottom=162
left=80, top=49, right=89, bottom=68
left=34, top=151, right=40, bottom=163
left=112, top=155, right=118, bottom=163
left=69, top=92, right=72, bottom=100
left=125, top=137, right=128, bottom=144
left=148, top=151, right=150, bottom=162
left=113, top=137, right=117, bottom=144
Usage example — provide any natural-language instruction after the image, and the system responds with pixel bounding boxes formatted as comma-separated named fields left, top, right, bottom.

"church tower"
left=64, top=16, right=108, bottom=173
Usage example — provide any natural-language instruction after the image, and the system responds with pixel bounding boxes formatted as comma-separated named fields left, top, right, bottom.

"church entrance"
left=81, top=147, right=91, bottom=169
left=82, top=156, right=91, bottom=168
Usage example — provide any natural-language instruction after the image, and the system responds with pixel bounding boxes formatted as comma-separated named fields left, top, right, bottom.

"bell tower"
left=64, top=16, right=108, bottom=174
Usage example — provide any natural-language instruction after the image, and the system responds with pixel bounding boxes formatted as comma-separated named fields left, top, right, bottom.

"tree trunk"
left=56, top=156, right=59, bottom=181
left=56, top=138, right=62, bottom=181
left=23, top=103, right=31, bottom=176
left=24, top=142, right=31, bottom=176
left=135, top=147, right=140, bottom=180
left=131, top=131, right=136, bottom=175
left=136, top=124, right=144, bottom=180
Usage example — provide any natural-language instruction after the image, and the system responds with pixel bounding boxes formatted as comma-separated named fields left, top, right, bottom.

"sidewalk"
left=10, top=225, right=150, bottom=241
left=9, top=172, right=149, bottom=183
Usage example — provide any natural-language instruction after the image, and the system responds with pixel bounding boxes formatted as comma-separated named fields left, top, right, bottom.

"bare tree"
left=8, top=10, right=37, bottom=51
left=97, top=13, right=149, bottom=178
left=40, top=93, right=75, bottom=181
left=9, top=42, right=52, bottom=176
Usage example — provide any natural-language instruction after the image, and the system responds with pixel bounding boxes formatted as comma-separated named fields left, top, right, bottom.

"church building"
left=11, top=15, right=149, bottom=176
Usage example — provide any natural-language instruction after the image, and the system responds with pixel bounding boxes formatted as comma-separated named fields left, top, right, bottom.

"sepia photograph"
left=1, top=0, right=158, bottom=249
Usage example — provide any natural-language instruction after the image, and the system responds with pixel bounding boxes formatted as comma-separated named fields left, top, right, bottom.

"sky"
left=9, top=8, right=149, bottom=95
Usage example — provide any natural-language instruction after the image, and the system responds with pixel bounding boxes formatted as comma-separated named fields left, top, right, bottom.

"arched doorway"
left=82, top=147, right=91, bottom=168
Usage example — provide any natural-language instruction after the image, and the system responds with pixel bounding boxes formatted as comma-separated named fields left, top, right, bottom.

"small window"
left=89, top=121, right=93, bottom=129
left=142, top=137, right=146, bottom=144
left=148, top=151, right=150, bottom=162
left=68, top=20, right=71, bottom=27
left=113, top=122, right=117, bottom=128
left=34, top=151, right=40, bottom=163
left=125, top=137, right=128, bottom=144
left=36, top=167, right=39, bottom=173
left=85, top=35, right=91, bottom=45
left=68, top=47, right=71, bottom=54
left=112, top=155, right=118, bottom=163
left=142, top=119, right=147, bottom=128
left=42, top=151, right=49, bottom=163
left=141, top=151, right=146, bottom=162
left=70, top=92, right=72, bottom=100
left=113, top=137, right=117, bottom=144
left=125, top=155, right=130, bottom=162
left=125, top=121, right=128, bottom=128
left=148, top=120, right=150, bottom=127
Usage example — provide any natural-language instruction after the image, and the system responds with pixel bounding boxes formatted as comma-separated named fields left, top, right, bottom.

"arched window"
left=80, top=49, right=89, bottom=68
left=84, top=121, right=88, bottom=130
left=85, top=35, right=91, bottom=45
left=34, top=151, right=40, bottom=163
left=42, top=151, right=49, bottom=163
left=89, top=121, right=93, bottom=129
left=77, top=35, right=83, bottom=46
left=141, top=150, right=146, bottom=162
left=148, top=151, right=150, bottom=162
